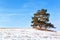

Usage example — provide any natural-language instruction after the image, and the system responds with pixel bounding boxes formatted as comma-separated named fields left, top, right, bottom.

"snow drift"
left=0, top=28, right=60, bottom=40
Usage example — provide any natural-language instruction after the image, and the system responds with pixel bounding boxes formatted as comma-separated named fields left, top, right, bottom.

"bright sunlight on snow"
left=0, top=28, right=60, bottom=40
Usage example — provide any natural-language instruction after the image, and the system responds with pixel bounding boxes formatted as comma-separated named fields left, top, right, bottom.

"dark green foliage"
left=31, top=9, right=55, bottom=30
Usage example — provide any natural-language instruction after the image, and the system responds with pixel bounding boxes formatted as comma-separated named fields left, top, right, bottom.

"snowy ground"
left=0, top=28, right=60, bottom=40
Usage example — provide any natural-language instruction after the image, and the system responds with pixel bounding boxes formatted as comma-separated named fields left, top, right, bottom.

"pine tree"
left=31, top=9, right=55, bottom=30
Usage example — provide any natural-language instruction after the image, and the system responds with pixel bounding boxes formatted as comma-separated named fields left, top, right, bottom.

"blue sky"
left=0, top=0, right=60, bottom=31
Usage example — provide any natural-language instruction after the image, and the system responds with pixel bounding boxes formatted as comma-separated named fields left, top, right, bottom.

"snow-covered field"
left=0, top=28, right=60, bottom=40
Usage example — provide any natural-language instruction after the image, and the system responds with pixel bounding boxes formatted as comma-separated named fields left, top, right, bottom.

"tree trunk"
left=38, top=25, right=42, bottom=30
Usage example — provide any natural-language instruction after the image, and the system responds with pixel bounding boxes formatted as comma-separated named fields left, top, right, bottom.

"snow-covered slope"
left=0, top=28, right=60, bottom=40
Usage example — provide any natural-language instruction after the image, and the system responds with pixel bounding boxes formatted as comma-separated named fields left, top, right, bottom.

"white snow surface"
left=0, top=28, right=60, bottom=40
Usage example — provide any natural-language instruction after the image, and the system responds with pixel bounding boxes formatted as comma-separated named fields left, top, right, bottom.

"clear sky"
left=0, top=0, right=60, bottom=31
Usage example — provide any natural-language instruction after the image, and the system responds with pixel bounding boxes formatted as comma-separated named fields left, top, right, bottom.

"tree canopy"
left=31, top=9, right=55, bottom=30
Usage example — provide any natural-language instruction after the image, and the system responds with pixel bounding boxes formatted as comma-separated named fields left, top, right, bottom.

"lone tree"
left=31, top=9, right=55, bottom=30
